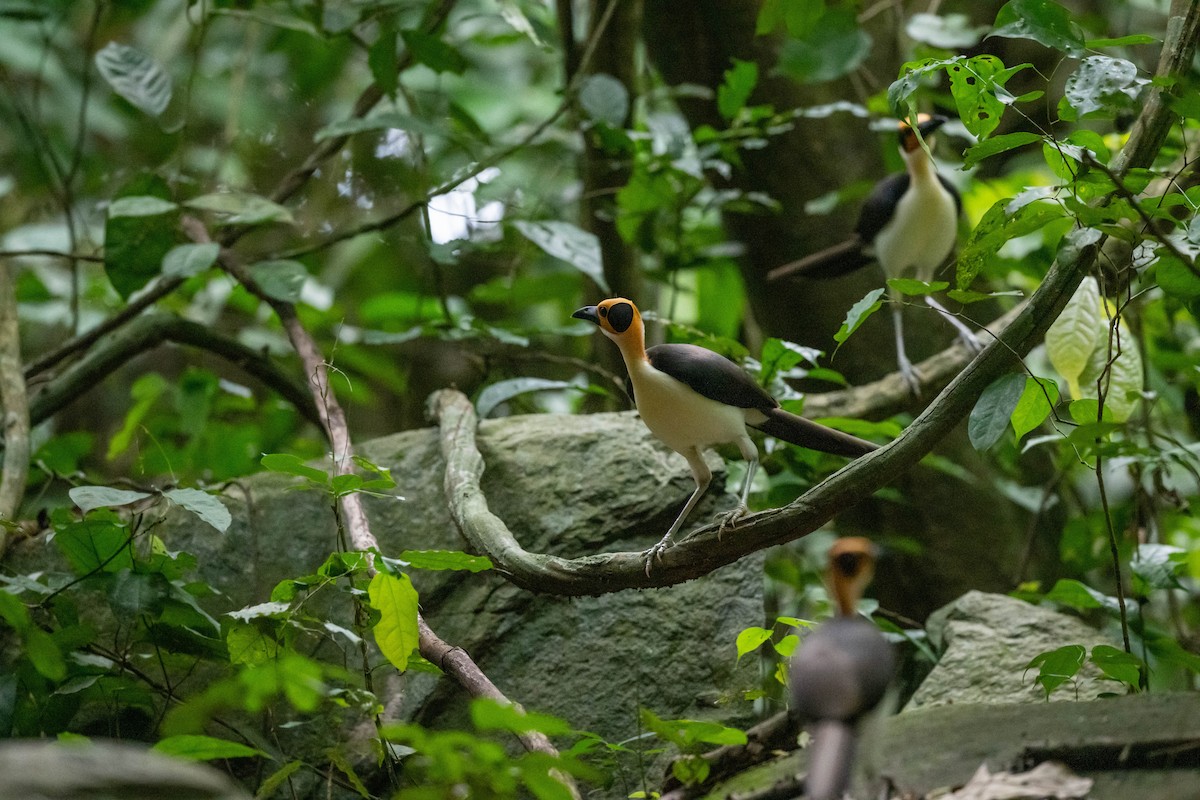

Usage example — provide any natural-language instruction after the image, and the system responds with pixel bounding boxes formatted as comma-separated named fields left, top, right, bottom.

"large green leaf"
left=247, top=259, right=308, bottom=303
left=369, top=570, right=419, bottom=672
left=946, top=55, right=1029, bottom=140
left=1075, top=313, right=1142, bottom=423
left=397, top=549, right=492, bottom=573
left=1045, top=276, right=1101, bottom=399
left=401, top=29, right=468, bottom=75
left=185, top=192, right=295, bottom=227
left=957, top=198, right=1065, bottom=289
left=992, top=0, right=1085, bottom=56
left=968, top=372, right=1026, bottom=451
left=962, top=131, right=1042, bottom=169
left=1024, top=644, right=1085, bottom=699
left=1090, top=645, right=1142, bottom=688
left=1010, top=376, right=1060, bottom=442
left=94, top=42, right=173, bottom=116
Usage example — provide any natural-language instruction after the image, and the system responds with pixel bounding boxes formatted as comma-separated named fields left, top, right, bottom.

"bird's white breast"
left=874, top=172, right=957, bottom=282
left=628, top=360, right=750, bottom=454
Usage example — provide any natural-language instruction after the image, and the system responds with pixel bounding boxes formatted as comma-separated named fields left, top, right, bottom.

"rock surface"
left=906, top=590, right=1118, bottom=708
left=0, top=740, right=252, bottom=800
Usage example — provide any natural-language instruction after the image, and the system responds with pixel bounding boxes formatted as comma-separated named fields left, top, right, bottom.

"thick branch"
left=26, top=312, right=321, bottom=429
left=0, top=263, right=30, bottom=555
left=431, top=0, right=1200, bottom=597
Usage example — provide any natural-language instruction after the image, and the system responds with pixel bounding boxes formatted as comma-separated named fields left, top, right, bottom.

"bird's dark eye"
left=608, top=301, right=634, bottom=333
left=599, top=306, right=608, bottom=317
left=832, top=551, right=865, bottom=577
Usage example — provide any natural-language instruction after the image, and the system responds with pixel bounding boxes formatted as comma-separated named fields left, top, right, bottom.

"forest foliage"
left=1, top=0, right=1199, bottom=797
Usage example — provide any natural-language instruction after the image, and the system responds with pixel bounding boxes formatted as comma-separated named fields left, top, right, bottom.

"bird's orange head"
left=899, top=113, right=948, bottom=154
left=825, top=537, right=878, bottom=616
left=572, top=297, right=645, bottom=353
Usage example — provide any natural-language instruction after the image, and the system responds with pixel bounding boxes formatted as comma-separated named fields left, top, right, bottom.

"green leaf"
left=962, top=131, right=1042, bottom=169
left=225, top=621, right=279, bottom=666
left=108, top=569, right=169, bottom=617
left=368, top=25, right=398, bottom=97
left=1024, top=644, right=1085, bottom=698
left=1076, top=314, right=1142, bottom=423
left=514, top=220, right=607, bottom=291
left=968, top=372, right=1027, bottom=451
left=24, top=627, right=67, bottom=682
left=153, top=734, right=266, bottom=761
left=1155, top=254, right=1200, bottom=301
left=185, top=193, right=295, bottom=227
left=1089, top=645, right=1142, bottom=688
left=957, top=199, right=1064, bottom=289
left=164, top=488, right=231, bottom=533
left=1063, top=56, right=1146, bottom=119
left=247, top=260, right=308, bottom=303
left=162, top=243, right=220, bottom=278
left=1043, top=578, right=1120, bottom=612
left=578, top=73, right=629, bottom=127
left=1086, top=34, right=1157, bottom=48
left=718, top=59, right=758, bottom=120
left=255, top=760, right=304, bottom=798
left=94, top=42, right=173, bottom=116
left=0, top=591, right=31, bottom=632
left=833, top=288, right=885, bottom=351
left=104, top=174, right=178, bottom=298
left=327, top=747, right=371, bottom=799
left=886, top=278, right=948, bottom=296
left=261, top=453, right=329, bottom=485
left=945, top=55, right=1029, bottom=139
left=476, top=378, right=574, bottom=418
left=397, top=550, right=492, bottom=573
left=314, top=111, right=447, bottom=143
left=70, top=485, right=153, bottom=513
left=735, top=626, right=773, bottom=662
left=1130, top=543, right=1184, bottom=591
left=1010, top=377, right=1060, bottom=442
left=55, top=517, right=135, bottom=574
left=905, top=12, right=988, bottom=49
left=1046, top=276, right=1102, bottom=398
left=992, top=0, right=1085, bottom=56
left=369, top=571, right=419, bottom=671
left=401, top=29, right=468, bottom=75
left=777, top=8, right=871, bottom=84
left=108, top=195, right=179, bottom=217
left=107, top=372, right=168, bottom=460
left=672, top=755, right=710, bottom=786
left=471, top=698, right=573, bottom=736
left=773, top=634, right=799, bottom=657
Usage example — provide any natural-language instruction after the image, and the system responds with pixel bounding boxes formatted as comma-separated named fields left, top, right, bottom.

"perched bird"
left=768, top=115, right=979, bottom=394
left=790, top=537, right=895, bottom=800
left=572, top=298, right=877, bottom=570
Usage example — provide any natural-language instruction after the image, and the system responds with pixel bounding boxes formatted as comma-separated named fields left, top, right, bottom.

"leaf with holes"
left=1062, top=56, right=1146, bottom=119
left=968, top=372, right=1027, bottom=451
left=945, top=55, right=1030, bottom=140
left=94, top=42, right=173, bottom=116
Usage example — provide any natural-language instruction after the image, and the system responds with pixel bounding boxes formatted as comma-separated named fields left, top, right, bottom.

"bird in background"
left=790, top=537, right=895, bottom=800
left=768, top=114, right=980, bottom=395
left=572, top=298, right=877, bottom=572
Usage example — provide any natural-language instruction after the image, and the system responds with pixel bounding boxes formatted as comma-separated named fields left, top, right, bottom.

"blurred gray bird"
left=789, top=537, right=895, bottom=800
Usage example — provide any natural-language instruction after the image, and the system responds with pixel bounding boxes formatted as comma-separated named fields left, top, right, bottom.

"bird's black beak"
left=917, top=115, right=948, bottom=137
left=572, top=305, right=600, bottom=325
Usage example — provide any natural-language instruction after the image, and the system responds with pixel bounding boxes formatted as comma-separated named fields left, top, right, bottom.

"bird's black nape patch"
left=607, top=301, right=634, bottom=333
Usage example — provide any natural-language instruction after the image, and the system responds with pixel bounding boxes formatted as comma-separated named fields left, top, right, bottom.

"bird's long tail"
left=805, top=720, right=857, bottom=800
left=766, top=238, right=873, bottom=282
left=751, top=407, right=877, bottom=459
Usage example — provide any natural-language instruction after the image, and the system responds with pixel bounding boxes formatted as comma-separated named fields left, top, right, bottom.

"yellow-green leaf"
left=1046, top=276, right=1101, bottom=398
left=368, top=571, right=419, bottom=671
